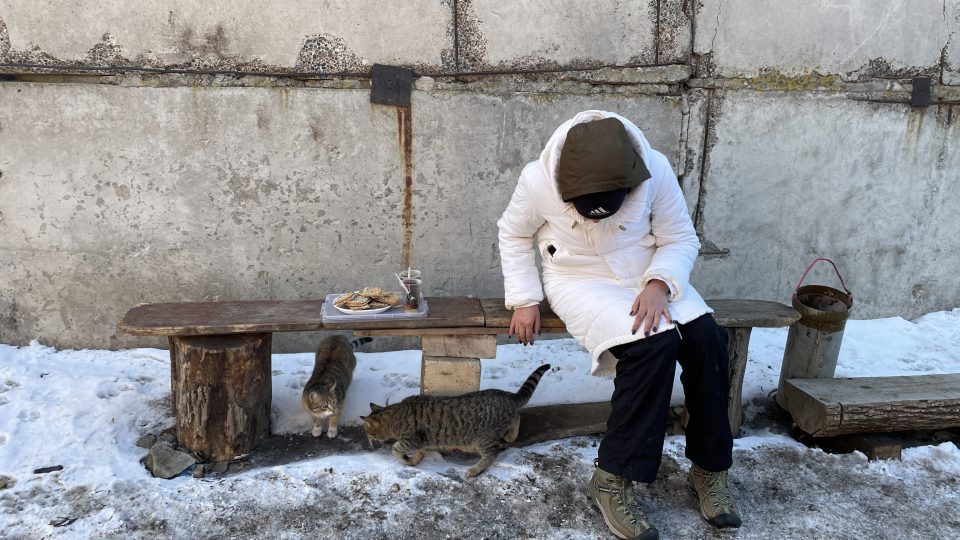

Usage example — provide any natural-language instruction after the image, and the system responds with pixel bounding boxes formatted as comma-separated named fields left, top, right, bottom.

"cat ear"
left=328, top=381, right=337, bottom=392
left=369, top=403, right=385, bottom=412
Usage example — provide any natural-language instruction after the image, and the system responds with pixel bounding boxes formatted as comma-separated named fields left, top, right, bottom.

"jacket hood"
left=539, top=110, right=655, bottom=202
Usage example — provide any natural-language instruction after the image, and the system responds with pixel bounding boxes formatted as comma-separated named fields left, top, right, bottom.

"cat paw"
left=465, top=468, right=482, bottom=478
left=326, top=427, right=338, bottom=438
left=311, top=426, right=324, bottom=437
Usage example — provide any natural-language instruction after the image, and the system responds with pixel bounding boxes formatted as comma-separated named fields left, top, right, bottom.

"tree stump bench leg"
left=725, top=327, right=751, bottom=437
left=419, top=335, right=496, bottom=396
left=168, top=333, right=272, bottom=462
left=678, top=327, right=752, bottom=437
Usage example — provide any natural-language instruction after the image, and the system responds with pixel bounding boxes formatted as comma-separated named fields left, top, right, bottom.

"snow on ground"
left=1, top=309, right=959, bottom=539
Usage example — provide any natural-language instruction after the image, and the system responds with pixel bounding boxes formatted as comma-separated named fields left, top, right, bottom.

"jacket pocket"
left=539, top=240, right=558, bottom=262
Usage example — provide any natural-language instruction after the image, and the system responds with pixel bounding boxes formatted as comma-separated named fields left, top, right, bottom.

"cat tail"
left=513, top=364, right=551, bottom=405
left=350, top=336, right=373, bottom=351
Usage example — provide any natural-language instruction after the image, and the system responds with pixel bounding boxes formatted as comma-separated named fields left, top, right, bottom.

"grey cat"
left=362, top=363, right=551, bottom=477
left=302, top=335, right=371, bottom=438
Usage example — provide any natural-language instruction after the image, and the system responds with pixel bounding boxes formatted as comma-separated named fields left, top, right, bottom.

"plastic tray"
left=320, top=293, right=429, bottom=323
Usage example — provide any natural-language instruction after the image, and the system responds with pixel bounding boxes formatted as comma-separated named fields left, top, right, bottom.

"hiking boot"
left=589, top=464, right=659, bottom=539
left=687, top=464, right=742, bottom=528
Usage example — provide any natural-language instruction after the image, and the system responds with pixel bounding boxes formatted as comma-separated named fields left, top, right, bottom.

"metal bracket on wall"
left=911, top=77, right=931, bottom=108
left=370, top=64, right=414, bottom=107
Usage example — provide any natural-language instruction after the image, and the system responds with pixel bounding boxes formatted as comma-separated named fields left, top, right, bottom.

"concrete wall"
left=1, top=1, right=958, bottom=350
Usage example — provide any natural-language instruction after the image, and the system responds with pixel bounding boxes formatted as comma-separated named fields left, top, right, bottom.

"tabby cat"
left=362, top=363, right=551, bottom=477
left=302, top=335, right=371, bottom=438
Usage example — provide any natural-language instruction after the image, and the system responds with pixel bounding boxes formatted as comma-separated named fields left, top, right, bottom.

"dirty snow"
left=0, top=309, right=959, bottom=539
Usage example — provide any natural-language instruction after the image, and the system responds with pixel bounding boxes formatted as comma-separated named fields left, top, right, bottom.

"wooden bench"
left=119, top=297, right=799, bottom=460
left=778, top=374, right=960, bottom=437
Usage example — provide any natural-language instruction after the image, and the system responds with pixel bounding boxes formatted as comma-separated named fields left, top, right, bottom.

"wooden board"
left=481, top=298, right=798, bottom=331
left=480, top=298, right=567, bottom=330
left=119, top=297, right=798, bottom=337
left=706, top=299, right=800, bottom=328
left=513, top=401, right=611, bottom=446
left=119, top=300, right=327, bottom=336
left=322, top=297, right=484, bottom=330
left=780, top=374, right=960, bottom=437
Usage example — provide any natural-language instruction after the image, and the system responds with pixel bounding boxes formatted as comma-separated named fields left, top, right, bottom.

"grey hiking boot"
left=687, top=464, right=742, bottom=528
left=589, top=464, right=659, bottom=540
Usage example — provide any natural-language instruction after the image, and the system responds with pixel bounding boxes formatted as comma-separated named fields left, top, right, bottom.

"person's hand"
left=509, top=305, right=541, bottom=346
left=630, top=280, right=672, bottom=336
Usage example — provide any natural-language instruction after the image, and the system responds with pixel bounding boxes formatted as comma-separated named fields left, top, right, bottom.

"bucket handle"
left=793, top=258, right=854, bottom=303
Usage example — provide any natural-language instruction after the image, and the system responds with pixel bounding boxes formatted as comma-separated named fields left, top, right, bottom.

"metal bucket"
left=777, top=259, right=853, bottom=403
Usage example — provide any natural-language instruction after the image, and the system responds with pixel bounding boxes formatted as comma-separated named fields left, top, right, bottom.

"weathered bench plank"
left=515, top=402, right=611, bottom=446
left=119, top=299, right=326, bottom=336
left=780, top=374, right=960, bottom=437
left=481, top=298, right=800, bottom=331
left=480, top=298, right=567, bottom=331
left=708, top=299, right=801, bottom=328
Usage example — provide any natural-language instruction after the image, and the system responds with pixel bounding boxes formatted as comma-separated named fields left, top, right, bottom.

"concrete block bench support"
left=420, top=335, right=496, bottom=395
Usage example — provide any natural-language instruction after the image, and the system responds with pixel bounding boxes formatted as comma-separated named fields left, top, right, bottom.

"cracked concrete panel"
left=464, top=0, right=657, bottom=70
left=678, top=89, right=710, bottom=220
left=0, top=83, right=410, bottom=349
left=691, top=92, right=960, bottom=319
left=0, top=1, right=451, bottom=71
left=694, top=0, right=948, bottom=79
left=409, top=90, right=687, bottom=297
left=946, top=0, right=960, bottom=85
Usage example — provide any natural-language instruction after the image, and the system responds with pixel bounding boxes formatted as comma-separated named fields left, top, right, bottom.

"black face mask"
left=570, top=188, right=630, bottom=220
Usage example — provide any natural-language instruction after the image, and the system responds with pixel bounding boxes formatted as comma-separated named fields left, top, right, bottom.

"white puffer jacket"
left=497, top=110, right=712, bottom=376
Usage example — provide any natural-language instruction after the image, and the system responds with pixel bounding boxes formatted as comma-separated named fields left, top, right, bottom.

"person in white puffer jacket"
left=497, top=111, right=741, bottom=539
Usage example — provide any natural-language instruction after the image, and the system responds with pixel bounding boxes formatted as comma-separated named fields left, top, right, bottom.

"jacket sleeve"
left=497, top=164, right=546, bottom=309
left=639, top=155, right=700, bottom=302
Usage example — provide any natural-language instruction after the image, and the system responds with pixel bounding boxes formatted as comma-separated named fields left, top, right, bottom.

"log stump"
left=168, top=334, right=272, bottom=462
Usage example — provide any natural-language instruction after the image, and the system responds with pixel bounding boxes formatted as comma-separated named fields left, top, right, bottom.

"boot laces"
left=698, top=469, right=735, bottom=511
left=616, top=484, right=650, bottom=527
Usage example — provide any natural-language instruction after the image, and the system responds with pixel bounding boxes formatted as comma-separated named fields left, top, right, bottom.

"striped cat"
left=362, top=364, right=551, bottom=478
left=302, top=335, right=371, bottom=438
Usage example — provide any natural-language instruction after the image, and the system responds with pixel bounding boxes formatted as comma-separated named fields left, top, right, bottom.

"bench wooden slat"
left=480, top=298, right=566, bottom=330
left=320, top=297, right=485, bottom=330
left=118, top=297, right=799, bottom=337
left=780, top=374, right=960, bottom=437
left=118, top=299, right=327, bottom=336
left=480, top=298, right=799, bottom=332
left=708, top=299, right=801, bottom=328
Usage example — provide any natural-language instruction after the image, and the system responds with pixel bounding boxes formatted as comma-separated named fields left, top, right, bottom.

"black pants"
left=598, top=314, right=734, bottom=483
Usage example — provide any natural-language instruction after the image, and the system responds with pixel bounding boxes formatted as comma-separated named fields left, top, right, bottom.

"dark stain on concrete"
left=846, top=57, right=940, bottom=82
left=86, top=33, right=127, bottom=66
left=452, top=0, right=487, bottom=72
left=0, top=17, right=10, bottom=59
left=295, top=33, right=365, bottom=73
left=397, top=106, right=414, bottom=269
left=256, top=108, right=270, bottom=131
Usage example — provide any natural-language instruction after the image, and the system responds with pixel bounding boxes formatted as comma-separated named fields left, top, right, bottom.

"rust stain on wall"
left=397, top=106, right=414, bottom=269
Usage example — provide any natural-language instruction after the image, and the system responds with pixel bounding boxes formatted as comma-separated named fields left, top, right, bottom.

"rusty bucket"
left=777, top=258, right=854, bottom=403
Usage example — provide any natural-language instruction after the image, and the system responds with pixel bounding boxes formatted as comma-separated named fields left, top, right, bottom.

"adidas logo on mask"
left=587, top=207, right=609, bottom=216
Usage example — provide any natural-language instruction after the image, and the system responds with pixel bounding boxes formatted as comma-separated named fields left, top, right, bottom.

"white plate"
left=333, top=303, right=394, bottom=315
